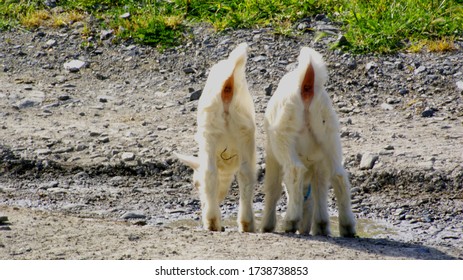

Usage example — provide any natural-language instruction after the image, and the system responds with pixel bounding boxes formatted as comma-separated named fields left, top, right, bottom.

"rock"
left=398, top=88, right=409, bottom=96
left=252, top=55, right=267, bottom=62
left=64, top=60, right=86, bottom=72
left=360, top=152, right=379, bottom=170
left=120, top=12, right=131, bottom=19
left=421, top=108, right=435, bottom=118
left=414, top=66, right=427, bottom=75
left=100, top=29, right=114, bottom=40
left=264, top=84, right=273, bottom=96
left=44, top=0, right=57, bottom=8
left=0, top=216, right=8, bottom=223
left=183, top=67, right=195, bottom=74
left=456, top=80, right=463, bottom=92
left=36, top=148, right=52, bottom=156
left=347, top=59, right=357, bottom=70
left=365, top=61, right=377, bottom=71
left=336, top=35, right=350, bottom=47
left=17, top=99, right=40, bottom=109
left=384, top=145, right=395, bottom=150
left=40, top=181, right=59, bottom=190
left=189, top=89, right=202, bottom=101
left=121, top=212, right=146, bottom=220
left=380, top=103, right=394, bottom=111
left=121, top=152, right=135, bottom=161
left=45, top=39, right=57, bottom=48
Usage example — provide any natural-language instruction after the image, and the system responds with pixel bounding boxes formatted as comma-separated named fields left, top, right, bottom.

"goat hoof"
left=284, top=220, right=299, bottom=233
left=239, top=221, right=255, bottom=233
left=205, top=217, right=222, bottom=231
left=312, top=221, right=331, bottom=236
left=340, top=224, right=357, bottom=238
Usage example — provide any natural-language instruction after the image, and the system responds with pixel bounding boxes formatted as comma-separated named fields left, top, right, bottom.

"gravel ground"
left=0, top=18, right=462, bottom=259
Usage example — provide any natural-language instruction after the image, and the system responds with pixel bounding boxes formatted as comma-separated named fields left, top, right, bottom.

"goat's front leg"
left=331, top=166, right=356, bottom=237
left=282, top=162, right=306, bottom=233
left=236, top=140, right=256, bottom=232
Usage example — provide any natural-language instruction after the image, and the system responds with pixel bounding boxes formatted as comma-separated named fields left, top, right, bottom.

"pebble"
left=421, top=108, right=435, bottom=118
left=100, top=30, right=114, bottom=40
left=45, top=39, right=57, bottom=48
left=380, top=103, right=394, bottom=111
left=264, top=84, right=273, bottom=96
left=456, top=80, right=463, bottom=92
left=120, top=12, right=131, bottom=19
left=36, top=148, right=52, bottom=156
left=414, top=66, right=427, bottom=75
left=365, top=61, right=377, bottom=71
left=252, top=55, right=267, bottom=62
left=189, top=89, right=202, bottom=101
left=64, top=60, right=86, bottom=72
left=121, top=212, right=146, bottom=220
left=360, top=152, right=379, bottom=170
left=0, top=216, right=8, bottom=223
left=121, top=152, right=135, bottom=161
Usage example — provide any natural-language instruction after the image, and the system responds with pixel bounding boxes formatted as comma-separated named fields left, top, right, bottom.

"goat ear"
left=301, top=63, right=315, bottom=103
left=173, top=152, right=200, bottom=170
left=221, top=75, right=234, bottom=104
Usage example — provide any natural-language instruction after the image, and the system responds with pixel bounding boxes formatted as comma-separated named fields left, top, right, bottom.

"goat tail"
left=228, top=42, right=248, bottom=71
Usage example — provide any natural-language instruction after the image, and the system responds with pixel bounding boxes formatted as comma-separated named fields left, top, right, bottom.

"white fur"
left=175, top=43, right=256, bottom=232
left=261, top=47, right=356, bottom=237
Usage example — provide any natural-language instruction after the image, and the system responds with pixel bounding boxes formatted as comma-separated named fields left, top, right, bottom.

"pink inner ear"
left=221, top=75, right=234, bottom=104
left=301, top=63, right=315, bottom=104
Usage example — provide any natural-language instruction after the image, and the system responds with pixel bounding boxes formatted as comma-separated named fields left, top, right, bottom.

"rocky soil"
left=1, top=18, right=462, bottom=259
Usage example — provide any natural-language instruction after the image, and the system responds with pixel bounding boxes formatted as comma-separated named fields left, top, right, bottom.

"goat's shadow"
left=272, top=232, right=457, bottom=260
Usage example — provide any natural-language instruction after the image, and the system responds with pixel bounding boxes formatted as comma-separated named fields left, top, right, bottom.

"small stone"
left=121, top=152, right=135, bottom=161
left=17, top=99, right=39, bottom=109
left=100, top=29, right=114, bottom=40
left=45, top=39, right=57, bottom=48
left=40, top=181, right=59, bottom=190
left=336, top=35, right=350, bottom=47
left=360, top=152, right=379, bottom=170
left=58, top=95, right=70, bottom=101
left=36, top=148, right=52, bottom=156
left=421, top=108, right=435, bottom=118
left=264, top=84, right=273, bottom=96
left=121, top=212, right=146, bottom=220
left=120, top=12, right=131, bottom=19
left=183, top=67, right=195, bottom=74
left=398, top=88, right=409, bottom=96
left=0, top=216, right=8, bottom=223
left=252, top=55, right=267, bottom=62
left=347, top=59, right=357, bottom=70
left=365, top=62, right=377, bottom=71
left=456, top=81, right=463, bottom=92
left=64, top=60, right=86, bottom=72
left=384, top=145, right=395, bottom=150
left=157, top=125, right=168, bottom=131
left=414, top=66, right=427, bottom=75
left=189, top=89, right=202, bottom=101
left=380, top=103, right=394, bottom=111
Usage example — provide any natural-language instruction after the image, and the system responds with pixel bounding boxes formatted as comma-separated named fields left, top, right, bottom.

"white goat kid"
left=261, top=47, right=356, bottom=237
left=175, top=43, right=256, bottom=232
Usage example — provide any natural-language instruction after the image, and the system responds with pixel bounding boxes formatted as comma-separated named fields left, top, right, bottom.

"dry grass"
left=20, top=9, right=85, bottom=28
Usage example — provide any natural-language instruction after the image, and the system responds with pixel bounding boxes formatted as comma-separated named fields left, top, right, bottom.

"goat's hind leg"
left=332, top=166, right=356, bottom=237
left=236, top=135, right=256, bottom=233
left=282, top=163, right=306, bottom=233
left=261, top=147, right=283, bottom=233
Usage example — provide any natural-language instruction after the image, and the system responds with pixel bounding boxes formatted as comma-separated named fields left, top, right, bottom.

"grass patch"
left=1, top=0, right=462, bottom=52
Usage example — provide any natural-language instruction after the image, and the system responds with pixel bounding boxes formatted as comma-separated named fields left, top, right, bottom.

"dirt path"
left=1, top=25, right=462, bottom=260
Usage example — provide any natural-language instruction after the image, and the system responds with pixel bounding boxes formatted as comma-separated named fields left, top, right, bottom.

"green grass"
left=1, top=0, right=462, bottom=53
